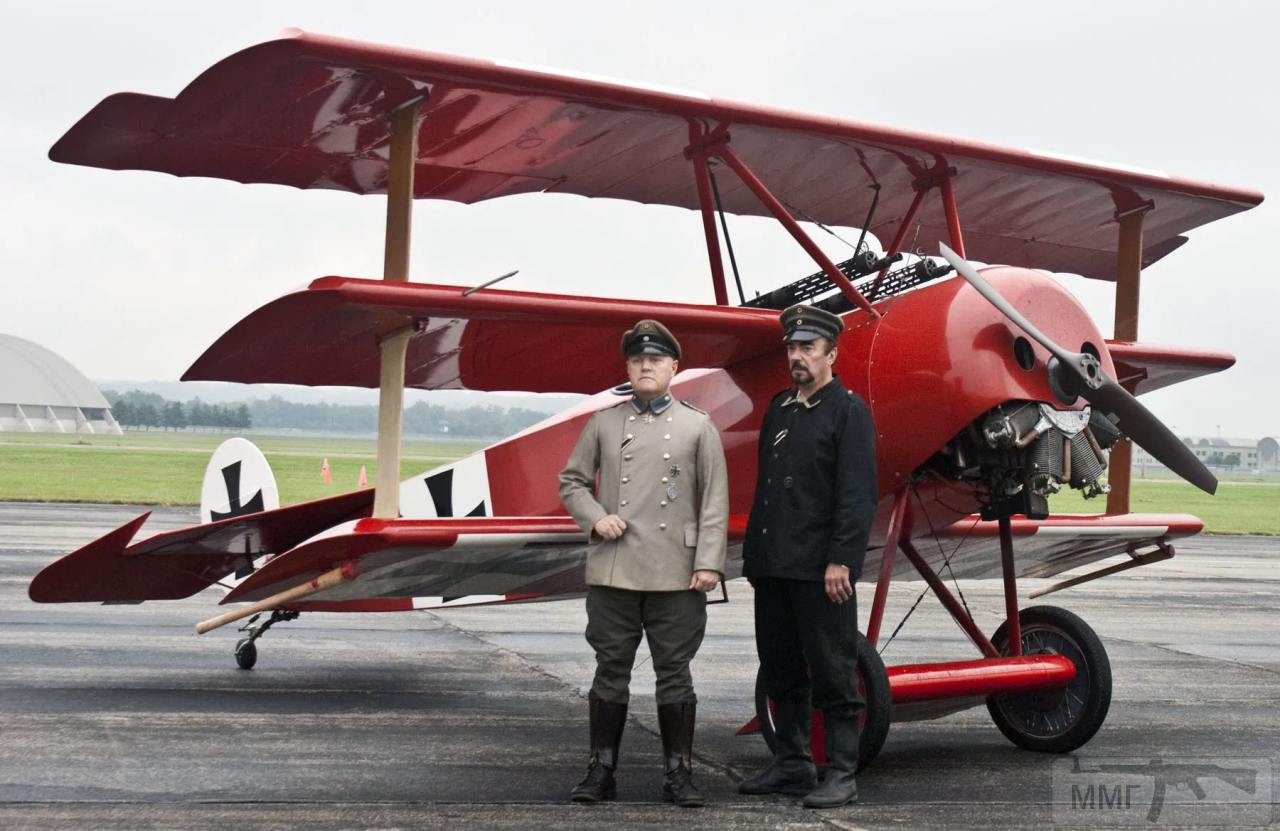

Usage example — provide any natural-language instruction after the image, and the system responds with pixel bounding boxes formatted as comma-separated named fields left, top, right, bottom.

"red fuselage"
left=479, top=267, right=1110, bottom=546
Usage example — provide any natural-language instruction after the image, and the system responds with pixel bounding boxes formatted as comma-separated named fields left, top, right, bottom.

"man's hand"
left=824, top=563, right=853, bottom=604
left=689, top=570, right=719, bottom=592
left=593, top=514, right=627, bottom=540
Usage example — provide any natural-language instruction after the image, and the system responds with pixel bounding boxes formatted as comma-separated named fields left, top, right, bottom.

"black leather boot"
left=739, top=691, right=818, bottom=796
left=570, top=693, right=627, bottom=803
left=803, top=710, right=859, bottom=809
left=657, top=699, right=705, bottom=808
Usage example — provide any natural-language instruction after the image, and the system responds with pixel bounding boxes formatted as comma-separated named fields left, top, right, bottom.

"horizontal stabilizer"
left=184, top=277, right=782, bottom=394
left=28, top=489, right=374, bottom=603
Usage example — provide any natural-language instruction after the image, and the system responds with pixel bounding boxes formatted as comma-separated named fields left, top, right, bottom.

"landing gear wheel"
left=234, top=638, right=258, bottom=670
left=755, top=632, right=891, bottom=770
left=987, top=605, right=1111, bottom=753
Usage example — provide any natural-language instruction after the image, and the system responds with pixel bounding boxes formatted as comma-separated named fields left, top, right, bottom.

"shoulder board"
left=680, top=400, right=707, bottom=414
left=594, top=400, right=629, bottom=415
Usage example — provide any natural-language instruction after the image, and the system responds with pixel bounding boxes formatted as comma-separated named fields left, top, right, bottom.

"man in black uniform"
left=738, top=303, right=878, bottom=809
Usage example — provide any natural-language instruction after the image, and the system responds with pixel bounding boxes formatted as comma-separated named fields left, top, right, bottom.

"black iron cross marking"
left=425, top=468, right=486, bottom=518
left=210, top=461, right=265, bottom=522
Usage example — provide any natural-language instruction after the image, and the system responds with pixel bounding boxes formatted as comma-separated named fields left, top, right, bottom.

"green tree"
left=162, top=401, right=187, bottom=431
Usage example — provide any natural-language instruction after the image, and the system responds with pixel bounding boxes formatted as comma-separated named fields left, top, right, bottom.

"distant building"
left=1133, top=435, right=1266, bottom=472
left=0, top=334, right=122, bottom=435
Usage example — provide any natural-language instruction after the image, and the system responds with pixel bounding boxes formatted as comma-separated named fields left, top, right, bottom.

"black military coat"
left=742, top=376, right=878, bottom=582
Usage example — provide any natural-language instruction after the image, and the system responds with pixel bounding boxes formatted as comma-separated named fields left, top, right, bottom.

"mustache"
left=790, top=362, right=808, bottom=371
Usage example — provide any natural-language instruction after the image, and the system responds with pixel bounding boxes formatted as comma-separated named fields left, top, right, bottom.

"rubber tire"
left=986, top=605, right=1111, bottom=753
left=755, top=632, right=891, bottom=771
left=234, top=638, right=258, bottom=670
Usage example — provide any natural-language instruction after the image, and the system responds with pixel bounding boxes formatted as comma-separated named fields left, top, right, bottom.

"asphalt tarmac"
left=1, top=502, right=1276, bottom=829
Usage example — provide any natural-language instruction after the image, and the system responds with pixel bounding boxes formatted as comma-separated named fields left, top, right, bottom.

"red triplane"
left=30, top=31, right=1263, bottom=767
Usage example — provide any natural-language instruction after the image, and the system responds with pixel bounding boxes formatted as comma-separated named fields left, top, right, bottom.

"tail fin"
left=201, top=437, right=280, bottom=524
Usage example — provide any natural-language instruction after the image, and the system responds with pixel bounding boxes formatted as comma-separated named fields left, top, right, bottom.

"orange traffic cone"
left=357, top=465, right=368, bottom=488
left=321, top=457, right=333, bottom=484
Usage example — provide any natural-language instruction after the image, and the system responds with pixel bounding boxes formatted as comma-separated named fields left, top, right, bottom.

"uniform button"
left=660, top=500, right=667, bottom=507
left=762, top=528, right=768, bottom=535
left=659, top=523, right=667, bottom=530
left=663, top=452, right=670, bottom=460
left=784, top=476, right=794, bottom=488
left=664, top=433, right=671, bottom=440
left=766, top=478, right=772, bottom=484
left=629, top=415, right=636, bottom=421
left=621, top=476, right=629, bottom=484
left=624, top=454, right=632, bottom=461
left=661, top=476, right=669, bottom=483
left=772, top=452, right=778, bottom=460
left=667, top=416, right=673, bottom=422
left=626, top=433, right=634, bottom=440
left=620, top=500, right=628, bottom=506
left=764, top=499, right=768, bottom=507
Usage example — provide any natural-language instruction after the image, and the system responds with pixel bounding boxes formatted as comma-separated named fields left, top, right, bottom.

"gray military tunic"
left=559, top=394, right=728, bottom=589
left=559, top=392, right=729, bottom=704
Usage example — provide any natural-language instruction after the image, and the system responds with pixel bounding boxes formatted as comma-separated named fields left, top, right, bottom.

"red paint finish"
left=865, top=489, right=908, bottom=648
left=28, top=489, right=374, bottom=603
left=860, top=266, right=1114, bottom=497
left=939, top=174, right=966, bottom=258
left=886, top=655, right=1076, bottom=702
left=735, top=655, right=1075, bottom=737
left=941, top=512, right=1204, bottom=538
left=223, top=515, right=585, bottom=604
left=1107, top=341, right=1236, bottom=396
left=184, top=277, right=782, bottom=394
left=49, top=31, right=1262, bottom=282
left=688, top=123, right=729, bottom=305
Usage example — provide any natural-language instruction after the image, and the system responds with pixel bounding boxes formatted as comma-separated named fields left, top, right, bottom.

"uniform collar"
left=631, top=392, right=674, bottom=414
left=782, top=376, right=842, bottom=409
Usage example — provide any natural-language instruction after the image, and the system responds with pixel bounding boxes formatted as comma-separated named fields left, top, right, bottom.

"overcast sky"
left=1, top=0, right=1275, bottom=436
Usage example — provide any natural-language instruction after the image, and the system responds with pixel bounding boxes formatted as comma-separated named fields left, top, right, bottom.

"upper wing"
left=183, top=276, right=782, bottom=393
left=50, top=31, right=1262, bottom=281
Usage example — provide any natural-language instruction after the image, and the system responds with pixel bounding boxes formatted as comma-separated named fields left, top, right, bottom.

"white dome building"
left=0, top=334, right=122, bottom=435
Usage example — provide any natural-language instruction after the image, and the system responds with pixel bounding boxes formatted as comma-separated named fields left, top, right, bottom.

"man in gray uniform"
left=559, top=319, right=728, bottom=807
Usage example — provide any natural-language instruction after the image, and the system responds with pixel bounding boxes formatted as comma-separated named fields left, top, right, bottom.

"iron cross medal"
left=667, top=463, right=680, bottom=501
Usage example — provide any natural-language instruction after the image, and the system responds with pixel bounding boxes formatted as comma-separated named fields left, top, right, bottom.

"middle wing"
left=183, top=277, right=782, bottom=394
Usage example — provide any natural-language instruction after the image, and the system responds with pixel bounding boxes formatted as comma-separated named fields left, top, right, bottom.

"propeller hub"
left=1076, top=353, right=1104, bottom=390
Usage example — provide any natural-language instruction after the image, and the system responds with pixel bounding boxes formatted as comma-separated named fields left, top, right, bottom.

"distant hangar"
left=0, top=334, right=122, bottom=435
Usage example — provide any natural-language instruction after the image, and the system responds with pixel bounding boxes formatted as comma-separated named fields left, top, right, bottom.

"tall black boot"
left=657, top=699, right=705, bottom=808
left=570, top=693, right=627, bottom=803
left=739, top=691, right=817, bottom=796
left=803, top=710, right=859, bottom=809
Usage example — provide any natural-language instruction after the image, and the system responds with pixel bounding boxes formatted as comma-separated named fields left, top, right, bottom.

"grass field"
left=1, top=431, right=1276, bottom=533
left=1049, top=480, right=1280, bottom=535
left=0, top=431, right=486, bottom=506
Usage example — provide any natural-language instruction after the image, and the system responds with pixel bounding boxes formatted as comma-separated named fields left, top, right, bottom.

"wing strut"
left=685, top=125, right=880, bottom=317
left=373, top=97, right=424, bottom=519
left=1106, top=203, right=1153, bottom=515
